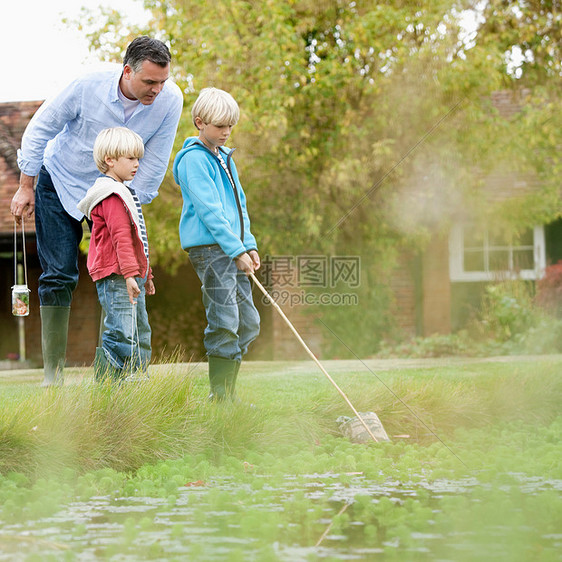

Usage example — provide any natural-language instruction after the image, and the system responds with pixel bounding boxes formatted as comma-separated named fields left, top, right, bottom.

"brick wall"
left=490, top=89, right=531, bottom=119
left=389, top=254, right=419, bottom=337
left=421, top=235, right=451, bottom=335
left=269, top=274, right=323, bottom=360
left=0, top=100, right=101, bottom=367
left=272, top=303, right=323, bottom=360
left=388, top=91, right=537, bottom=338
left=0, top=101, right=42, bottom=233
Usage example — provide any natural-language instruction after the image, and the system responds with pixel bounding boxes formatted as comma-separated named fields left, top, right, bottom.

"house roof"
left=0, top=100, right=42, bottom=234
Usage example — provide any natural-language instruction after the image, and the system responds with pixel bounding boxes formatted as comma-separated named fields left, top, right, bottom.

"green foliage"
left=471, top=280, right=562, bottom=355
left=378, top=331, right=482, bottom=358
left=77, top=0, right=561, bottom=272
left=478, top=281, right=535, bottom=341
left=500, top=315, right=562, bottom=355
left=1, top=359, right=562, bottom=559
left=381, top=277, right=562, bottom=358
left=2, top=358, right=562, bottom=479
left=479, top=0, right=562, bottom=82
left=70, top=2, right=562, bottom=362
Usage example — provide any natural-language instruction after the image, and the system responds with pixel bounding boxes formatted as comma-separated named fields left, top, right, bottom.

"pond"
left=1, top=472, right=560, bottom=561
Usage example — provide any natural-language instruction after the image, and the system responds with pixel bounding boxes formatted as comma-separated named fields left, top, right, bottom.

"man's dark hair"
left=123, top=36, right=171, bottom=72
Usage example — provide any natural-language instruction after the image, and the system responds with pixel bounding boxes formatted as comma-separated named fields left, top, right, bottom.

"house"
left=390, top=91, right=562, bottom=337
left=0, top=101, right=100, bottom=367
left=266, top=90, right=562, bottom=356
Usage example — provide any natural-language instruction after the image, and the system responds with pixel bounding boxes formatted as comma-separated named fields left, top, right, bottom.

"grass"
left=0, top=356, right=561, bottom=478
left=0, top=356, right=561, bottom=560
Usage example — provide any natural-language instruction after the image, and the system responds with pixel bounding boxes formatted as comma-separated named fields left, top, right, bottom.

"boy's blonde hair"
left=93, top=127, right=145, bottom=174
left=192, top=87, right=240, bottom=128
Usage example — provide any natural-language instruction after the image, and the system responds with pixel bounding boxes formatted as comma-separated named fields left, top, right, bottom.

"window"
left=449, top=224, right=545, bottom=282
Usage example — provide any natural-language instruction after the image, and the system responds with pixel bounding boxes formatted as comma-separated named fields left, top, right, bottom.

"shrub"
left=377, top=332, right=483, bottom=358
left=378, top=279, right=562, bottom=358
left=535, top=261, right=562, bottom=318
left=477, top=282, right=535, bottom=342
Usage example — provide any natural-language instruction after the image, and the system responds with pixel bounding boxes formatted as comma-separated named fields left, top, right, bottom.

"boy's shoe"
left=208, top=358, right=256, bottom=406
left=225, top=360, right=241, bottom=400
left=123, top=371, right=150, bottom=384
left=93, top=346, right=122, bottom=382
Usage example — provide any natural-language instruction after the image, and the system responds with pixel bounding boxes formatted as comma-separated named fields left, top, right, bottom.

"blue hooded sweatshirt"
left=173, top=137, right=257, bottom=259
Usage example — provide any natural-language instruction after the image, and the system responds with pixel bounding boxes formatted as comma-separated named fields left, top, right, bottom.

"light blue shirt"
left=17, top=69, right=183, bottom=220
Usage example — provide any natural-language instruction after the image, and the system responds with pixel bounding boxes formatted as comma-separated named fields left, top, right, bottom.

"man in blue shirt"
left=10, top=36, right=183, bottom=386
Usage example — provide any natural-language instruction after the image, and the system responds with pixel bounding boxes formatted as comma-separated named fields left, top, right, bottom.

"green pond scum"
left=0, top=357, right=561, bottom=560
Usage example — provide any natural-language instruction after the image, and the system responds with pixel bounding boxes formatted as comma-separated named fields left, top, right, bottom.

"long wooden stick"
left=250, top=273, right=379, bottom=443
left=315, top=502, right=350, bottom=547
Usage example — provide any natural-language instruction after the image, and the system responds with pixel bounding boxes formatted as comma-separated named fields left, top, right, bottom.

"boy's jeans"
left=96, top=274, right=152, bottom=372
left=188, top=245, right=260, bottom=362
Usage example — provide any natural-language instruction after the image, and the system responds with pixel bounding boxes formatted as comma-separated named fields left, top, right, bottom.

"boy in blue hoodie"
left=173, top=88, right=260, bottom=401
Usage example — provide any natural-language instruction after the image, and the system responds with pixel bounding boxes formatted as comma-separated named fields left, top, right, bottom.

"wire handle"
left=13, top=217, right=28, bottom=287
left=130, top=300, right=142, bottom=371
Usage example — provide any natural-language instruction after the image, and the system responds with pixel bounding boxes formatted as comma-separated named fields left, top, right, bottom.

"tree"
left=479, top=0, right=561, bottom=81
left=79, top=0, right=561, bottom=354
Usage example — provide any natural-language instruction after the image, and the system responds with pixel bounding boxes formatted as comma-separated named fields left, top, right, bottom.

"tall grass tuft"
left=0, top=366, right=267, bottom=478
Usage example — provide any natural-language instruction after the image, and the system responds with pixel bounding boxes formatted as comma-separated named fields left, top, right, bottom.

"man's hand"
left=248, top=250, right=261, bottom=272
left=10, top=173, right=36, bottom=224
left=234, top=252, right=255, bottom=276
left=145, top=279, right=155, bottom=296
left=126, top=277, right=141, bottom=304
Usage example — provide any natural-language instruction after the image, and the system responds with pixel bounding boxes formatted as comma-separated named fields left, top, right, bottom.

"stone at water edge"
left=337, top=412, right=390, bottom=443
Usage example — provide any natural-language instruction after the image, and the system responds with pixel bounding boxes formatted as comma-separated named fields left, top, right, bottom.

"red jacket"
left=88, top=194, right=152, bottom=282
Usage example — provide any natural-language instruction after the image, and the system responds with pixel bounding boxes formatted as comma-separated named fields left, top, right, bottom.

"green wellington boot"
left=40, top=306, right=70, bottom=387
left=93, top=347, right=122, bottom=382
left=225, top=360, right=241, bottom=401
left=207, top=356, right=239, bottom=401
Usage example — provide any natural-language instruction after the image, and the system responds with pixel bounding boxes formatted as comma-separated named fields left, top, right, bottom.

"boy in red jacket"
left=78, top=127, right=154, bottom=381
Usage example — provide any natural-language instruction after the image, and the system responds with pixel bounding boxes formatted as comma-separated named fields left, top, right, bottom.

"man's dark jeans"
left=35, top=167, right=84, bottom=306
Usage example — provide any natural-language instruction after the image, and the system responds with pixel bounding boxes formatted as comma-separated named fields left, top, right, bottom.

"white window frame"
left=449, top=224, right=545, bottom=282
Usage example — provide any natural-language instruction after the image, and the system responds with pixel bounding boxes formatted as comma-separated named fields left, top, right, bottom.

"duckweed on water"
left=0, top=358, right=561, bottom=560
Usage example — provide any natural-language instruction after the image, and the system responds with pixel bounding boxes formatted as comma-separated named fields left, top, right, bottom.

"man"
left=10, top=36, right=183, bottom=386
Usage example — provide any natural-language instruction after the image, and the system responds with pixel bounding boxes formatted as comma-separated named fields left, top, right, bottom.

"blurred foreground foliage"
left=1, top=358, right=561, bottom=559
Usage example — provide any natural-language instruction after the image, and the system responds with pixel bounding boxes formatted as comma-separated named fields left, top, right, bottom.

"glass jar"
left=12, top=284, right=30, bottom=317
